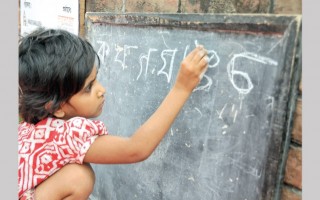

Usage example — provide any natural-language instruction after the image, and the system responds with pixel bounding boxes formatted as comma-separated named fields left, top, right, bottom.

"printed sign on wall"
left=20, top=0, right=79, bottom=36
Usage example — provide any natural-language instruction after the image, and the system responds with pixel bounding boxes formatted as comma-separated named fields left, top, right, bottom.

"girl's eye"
left=85, top=82, right=93, bottom=93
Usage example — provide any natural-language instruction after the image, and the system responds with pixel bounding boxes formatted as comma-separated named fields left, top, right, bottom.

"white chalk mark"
left=183, top=45, right=190, bottom=58
left=157, top=49, right=177, bottom=83
left=159, top=31, right=171, bottom=49
left=170, top=128, right=174, bottom=136
left=231, top=104, right=235, bottom=112
left=194, top=40, right=199, bottom=47
left=245, top=114, right=255, bottom=118
left=96, top=41, right=110, bottom=65
left=233, top=110, right=238, bottom=123
left=115, top=44, right=124, bottom=52
left=267, top=39, right=283, bottom=54
left=222, top=125, right=228, bottom=129
left=207, top=50, right=220, bottom=68
left=267, top=28, right=289, bottom=54
left=115, top=45, right=138, bottom=70
left=222, top=131, right=227, bottom=135
left=226, top=52, right=278, bottom=95
left=88, top=195, right=98, bottom=200
left=194, top=74, right=213, bottom=92
left=137, top=48, right=158, bottom=80
left=241, top=52, right=277, bottom=65
left=217, top=104, right=227, bottom=119
left=185, top=143, right=191, bottom=148
left=194, top=107, right=203, bottom=118
left=188, top=177, right=195, bottom=182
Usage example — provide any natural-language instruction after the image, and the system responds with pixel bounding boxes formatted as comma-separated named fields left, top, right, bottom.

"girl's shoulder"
left=19, top=117, right=105, bottom=128
left=18, top=117, right=107, bottom=137
left=64, top=117, right=106, bottom=129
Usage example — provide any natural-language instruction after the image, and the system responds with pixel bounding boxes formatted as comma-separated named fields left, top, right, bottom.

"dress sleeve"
left=57, top=117, right=108, bottom=164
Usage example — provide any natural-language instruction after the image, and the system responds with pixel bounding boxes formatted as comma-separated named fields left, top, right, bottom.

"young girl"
left=18, top=28, right=208, bottom=200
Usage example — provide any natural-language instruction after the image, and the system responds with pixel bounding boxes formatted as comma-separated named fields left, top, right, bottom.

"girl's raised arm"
left=84, top=46, right=208, bottom=164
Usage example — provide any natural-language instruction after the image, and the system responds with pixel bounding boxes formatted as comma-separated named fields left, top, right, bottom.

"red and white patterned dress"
left=18, top=117, right=108, bottom=199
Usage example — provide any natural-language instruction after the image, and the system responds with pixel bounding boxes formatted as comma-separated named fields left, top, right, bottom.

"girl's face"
left=59, top=65, right=106, bottom=119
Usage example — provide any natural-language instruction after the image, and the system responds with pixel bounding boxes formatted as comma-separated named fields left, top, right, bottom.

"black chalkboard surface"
left=85, top=13, right=301, bottom=200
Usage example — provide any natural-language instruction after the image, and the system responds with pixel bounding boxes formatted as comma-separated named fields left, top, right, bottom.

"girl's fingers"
left=185, top=45, right=205, bottom=62
left=199, top=56, right=209, bottom=79
left=192, top=46, right=207, bottom=63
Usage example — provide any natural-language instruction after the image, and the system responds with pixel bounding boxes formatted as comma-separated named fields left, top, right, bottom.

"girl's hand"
left=174, top=45, right=209, bottom=93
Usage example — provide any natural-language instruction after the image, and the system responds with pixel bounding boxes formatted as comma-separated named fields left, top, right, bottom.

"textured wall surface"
left=86, top=0, right=272, bottom=13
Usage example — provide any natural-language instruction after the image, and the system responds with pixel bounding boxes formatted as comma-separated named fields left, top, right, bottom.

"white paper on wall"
left=20, top=0, right=79, bottom=36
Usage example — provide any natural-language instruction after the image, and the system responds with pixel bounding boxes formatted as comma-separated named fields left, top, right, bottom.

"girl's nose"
left=97, top=82, right=106, bottom=98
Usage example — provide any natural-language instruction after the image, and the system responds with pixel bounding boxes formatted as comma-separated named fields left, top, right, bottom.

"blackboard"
left=85, top=13, right=301, bottom=200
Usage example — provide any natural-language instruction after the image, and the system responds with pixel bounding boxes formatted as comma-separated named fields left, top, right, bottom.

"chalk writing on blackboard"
left=95, top=40, right=277, bottom=94
left=227, top=52, right=278, bottom=95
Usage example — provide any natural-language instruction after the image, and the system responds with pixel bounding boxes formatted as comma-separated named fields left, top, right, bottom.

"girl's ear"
left=45, top=101, right=66, bottom=118
left=53, top=109, right=65, bottom=118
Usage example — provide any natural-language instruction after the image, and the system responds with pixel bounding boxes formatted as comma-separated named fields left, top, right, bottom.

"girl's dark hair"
left=19, top=28, right=100, bottom=124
